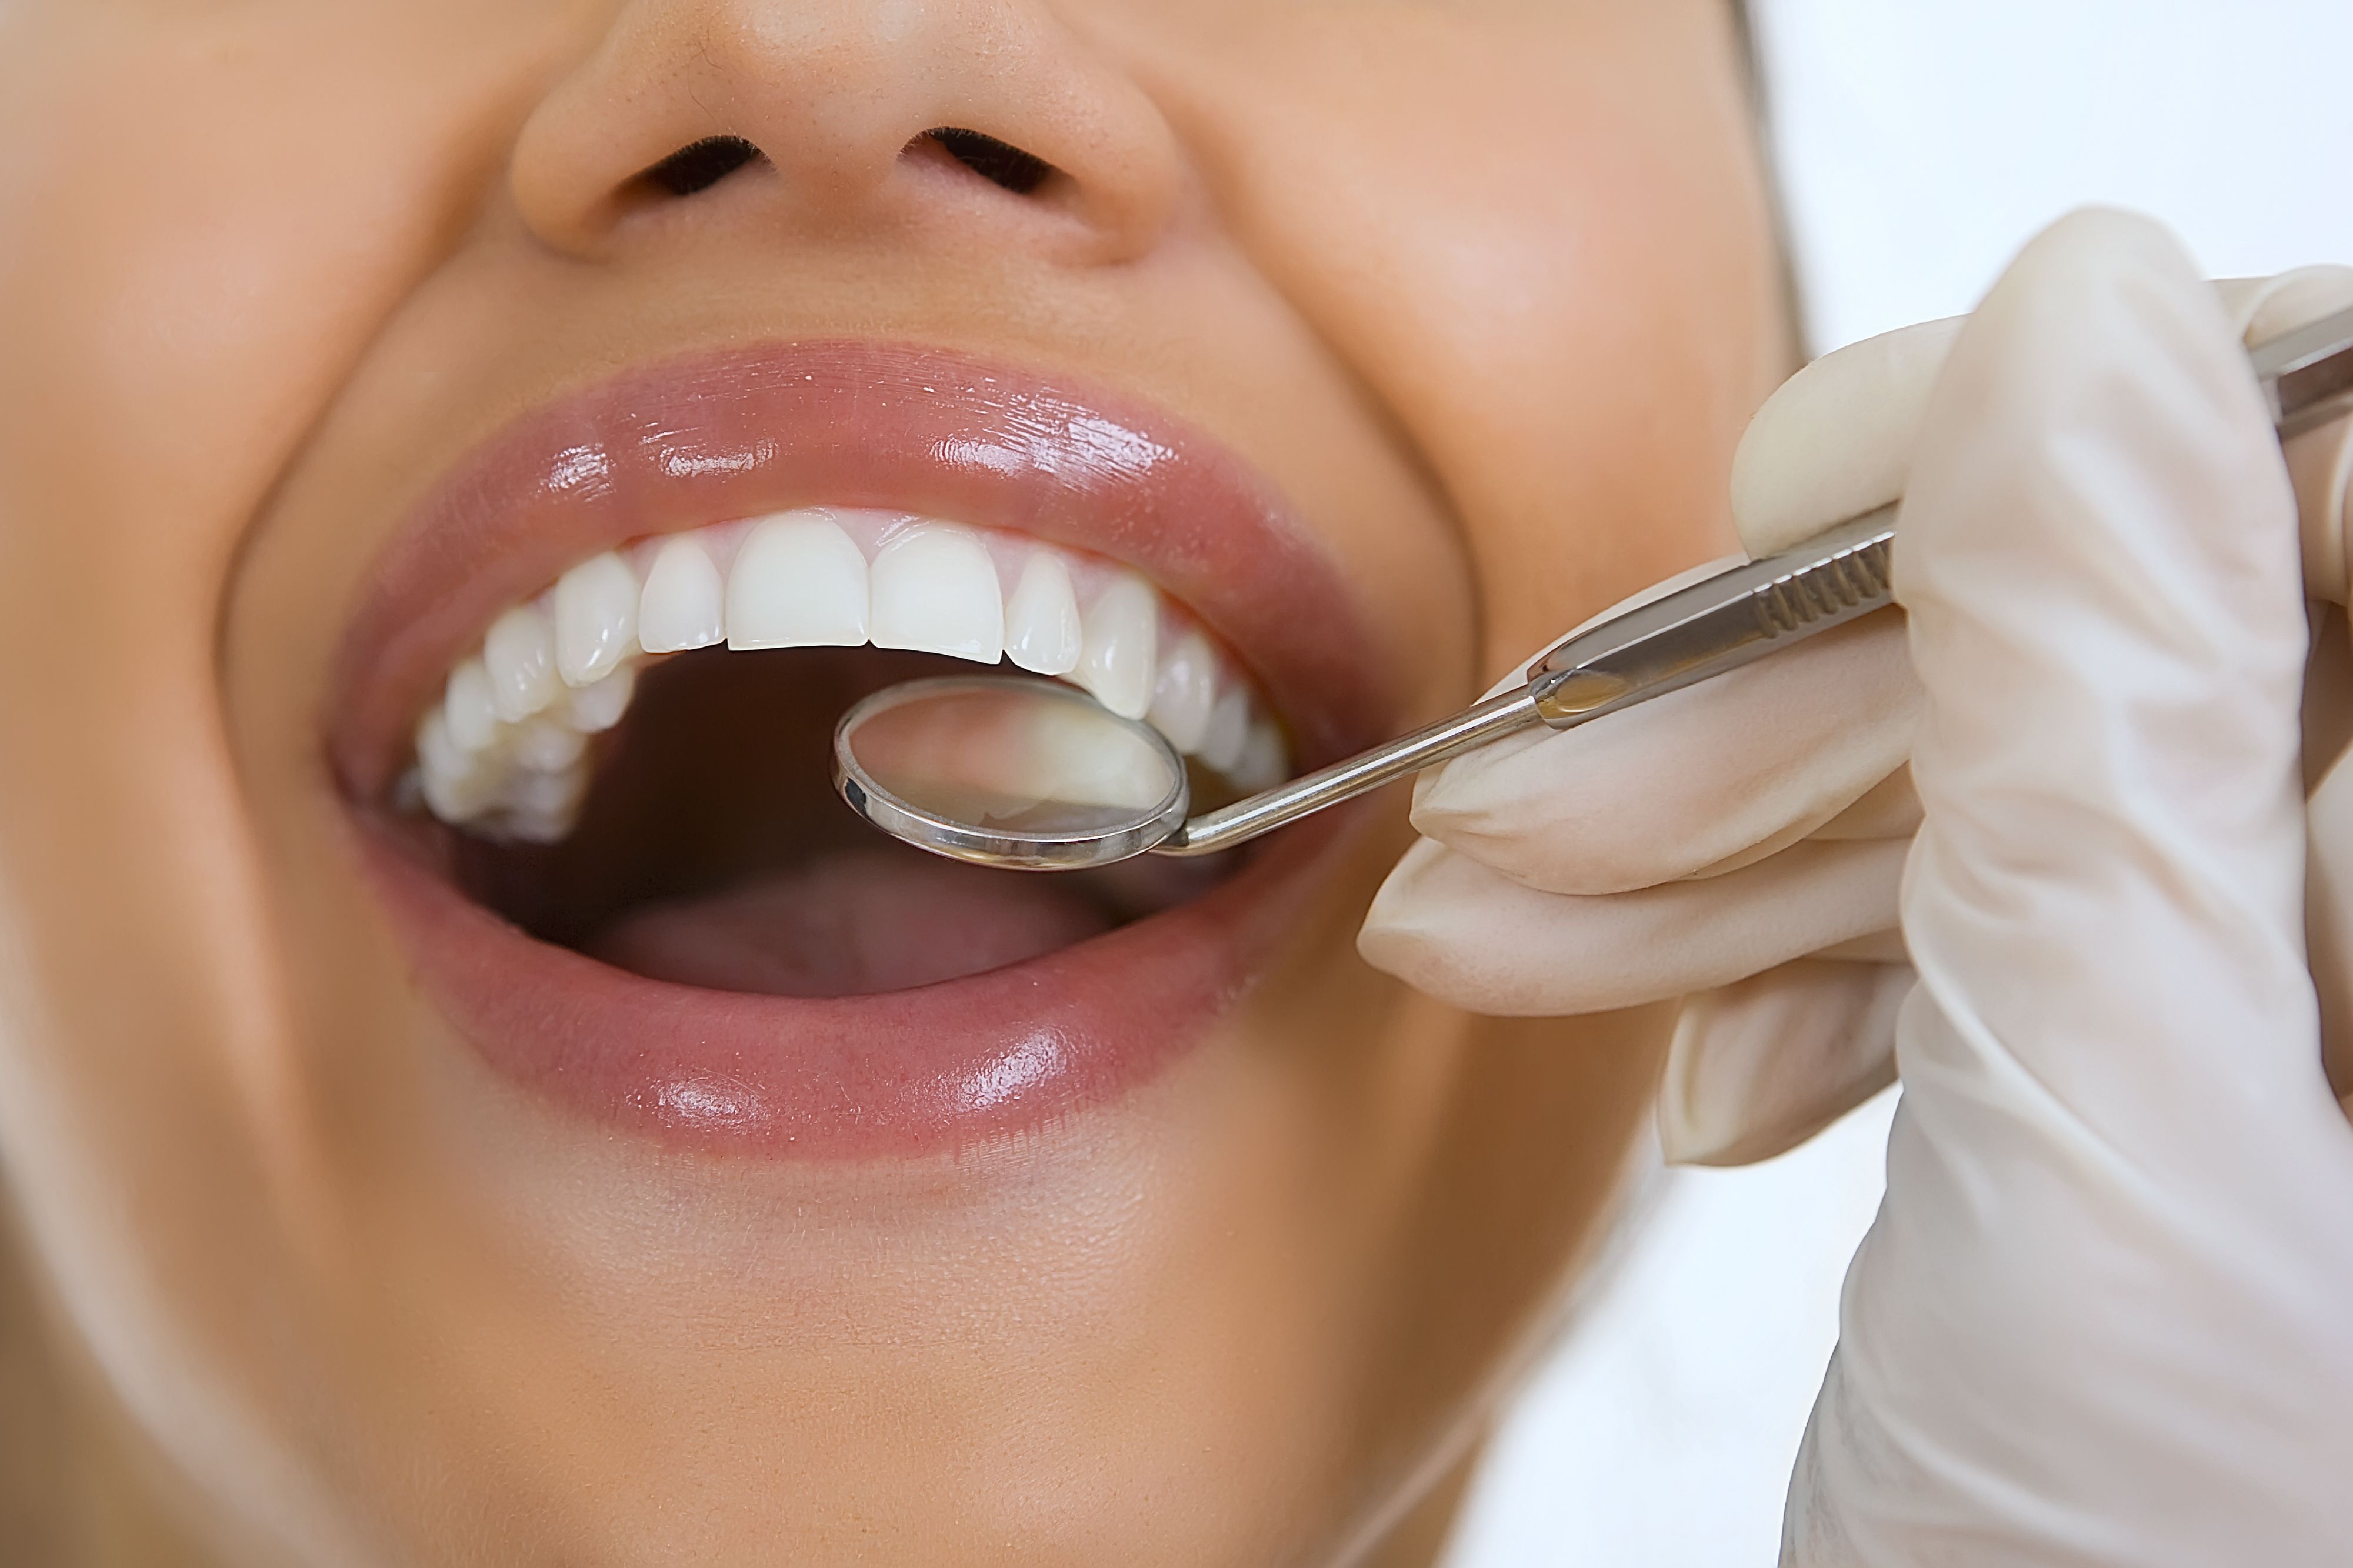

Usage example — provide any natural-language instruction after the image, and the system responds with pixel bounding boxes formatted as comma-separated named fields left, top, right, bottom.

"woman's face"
left=0, top=1, right=1781, bottom=1561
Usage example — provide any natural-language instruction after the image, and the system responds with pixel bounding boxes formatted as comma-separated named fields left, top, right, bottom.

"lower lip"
left=356, top=809, right=1359, bottom=1160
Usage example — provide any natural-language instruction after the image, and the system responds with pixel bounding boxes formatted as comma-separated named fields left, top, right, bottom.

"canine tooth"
left=1004, top=552, right=1082, bottom=675
left=554, top=552, right=639, bottom=686
left=1232, top=719, right=1288, bottom=793
left=1147, top=630, right=1218, bottom=753
left=1199, top=687, right=1250, bottom=774
left=638, top=535, right=725, bottom=653
left=726, top=511, right=869, bottom=649
left=484, top=603, right=559, bottom=722
left=512, top=718, right=587, bottom=772
left=1075, top=571, right=1158, bottom=720
left=561, top=663, right=636, bottom=733
left=869, top=522, right=1004, bottom=663
left=443, top=657, right=501, bottom=753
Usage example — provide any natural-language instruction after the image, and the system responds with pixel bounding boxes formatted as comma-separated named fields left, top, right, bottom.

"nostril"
left=635, top=135, right=765, bottom=199
left=914, top=128, right=1058, bottom=196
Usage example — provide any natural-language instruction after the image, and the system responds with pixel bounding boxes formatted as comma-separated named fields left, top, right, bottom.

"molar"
left=483, top=602, right=560, bottom=722
left=498, top=765, right=590, bottom=844
left=868, top=522, right=1004, bottom=664
left=637, top=535, right=725, bottom=653
left=1004, top=551, right=1082, bottom=676
left=726, top=511, right=869, bottom=650
left=512, top=717, right=588, bottom=773
left=416, top=712, right=498, bottom=821
left=1075, top=571, right=1158, bottom=720
left=554, top=552, right=639, bottom=686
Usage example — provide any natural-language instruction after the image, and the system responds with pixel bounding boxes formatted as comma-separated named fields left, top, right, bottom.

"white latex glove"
left=1777, top=210, right=2353, bottom=1564
left=1359, top=216, right=2353, bottom=1166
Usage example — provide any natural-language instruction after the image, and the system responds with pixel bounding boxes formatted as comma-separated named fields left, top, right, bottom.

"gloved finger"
left=2221, top=266, right=2353, bottom=603
left=2304, top=739, right=2353, bottom=1108
left=1403, top=317, right=1953, bottom=899
left=1357, top=833, right=1905, bottom=1016
left=2215, top=263, right=2353, bottom=346
left=1404, top=316, right=1996, bottom=901
left=1410, top=612, right=1917, bottom=895
left=1659, top=959, right=1909, bottom=1167
left=1654, top=785, right=1919, bottom=1172
left=1731, top=316, right=1963, bottom=557
left=1897, top=206, right=2342, bottom=1177
left=1809, top=766, right=1921, bottom=842
left=1736, top=272, right=2353, bottom=576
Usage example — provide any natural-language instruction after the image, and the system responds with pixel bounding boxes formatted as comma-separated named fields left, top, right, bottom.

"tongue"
left=583, top=848, right=1115, bottom=997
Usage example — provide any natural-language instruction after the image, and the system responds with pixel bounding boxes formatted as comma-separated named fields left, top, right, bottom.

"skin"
left=0, top=1, right=1786, bottom=1563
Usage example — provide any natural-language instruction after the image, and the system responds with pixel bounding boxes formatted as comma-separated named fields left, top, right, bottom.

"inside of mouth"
left=433, top=646, right=1241, bottom=997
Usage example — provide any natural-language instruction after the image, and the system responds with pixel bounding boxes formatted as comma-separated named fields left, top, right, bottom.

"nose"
left=512, top=0, right=1182, bottom=266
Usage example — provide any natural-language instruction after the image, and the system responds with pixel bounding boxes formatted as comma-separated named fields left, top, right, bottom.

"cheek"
left=0, top=0, right=594, bottom=1477
left=1105, top=1, right=1786, bottom=682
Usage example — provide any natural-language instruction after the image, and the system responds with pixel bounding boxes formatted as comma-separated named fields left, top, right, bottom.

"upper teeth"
left=409, top=507, right=1289, bottom=843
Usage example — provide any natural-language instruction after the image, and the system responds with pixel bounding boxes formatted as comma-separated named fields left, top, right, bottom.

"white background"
left=1445, top=4, right=2353, bottom=1563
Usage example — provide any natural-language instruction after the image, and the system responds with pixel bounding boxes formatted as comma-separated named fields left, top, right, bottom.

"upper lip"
left=331, top=339, right=1396, bottom=801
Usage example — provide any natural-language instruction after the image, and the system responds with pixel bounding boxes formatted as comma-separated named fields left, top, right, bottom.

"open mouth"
left=334, top=342, right=1394, bottom=1157
left=412, top=508, right=1289, bottom=994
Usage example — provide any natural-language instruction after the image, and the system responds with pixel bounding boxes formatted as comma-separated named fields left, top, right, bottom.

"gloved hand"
left=1372, top=207, right=2353, bottom=1562
left=1359, top=214, right=2353, bottom=1167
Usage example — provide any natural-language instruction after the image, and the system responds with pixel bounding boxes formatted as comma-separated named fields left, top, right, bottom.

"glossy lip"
left=332, top=341, right=1398, bottom=1159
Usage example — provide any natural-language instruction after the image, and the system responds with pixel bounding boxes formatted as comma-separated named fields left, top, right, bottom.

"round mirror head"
left=834, top=675, right=1189, bottom=870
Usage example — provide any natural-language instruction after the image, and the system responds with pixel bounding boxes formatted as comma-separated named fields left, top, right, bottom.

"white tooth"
left=1146, top=630, right=1218, bottom=753
left=1075, top=571, right=1158, bottom=720
left=505, top=766, right=588, bottom=824
left=417, top=710, right=496, bottom=820
left=501, top=810, right=574, bottom=845
left=638, top=535, right=725, bottom=653
left=422, top=766, right=497, bottom=825
left=442, top=657, right=501, bottom=753
left=1232, top=718, right=1288, bottom=793
left=561, top=663, right=636, bottom=733
left=725, top=511, right=869, bottom=649
left=868, top=522, right=1004, bottom=663
left=1004, top=552, right=1082, bottom=676
left=512, top=717, right=587, bottom=772
left=554, top=552, right=639, bottom=686
left=484, top=602, right=559, bottom=722
left=416, top=708, right=466, bottom=781
left=1199, top=686, right=1250, bottom=774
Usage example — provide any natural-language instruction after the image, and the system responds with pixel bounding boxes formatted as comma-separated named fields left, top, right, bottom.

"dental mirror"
left=838, top=303, right=2353, bottom=873
left=834, top=676, right=1191, bottom=870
